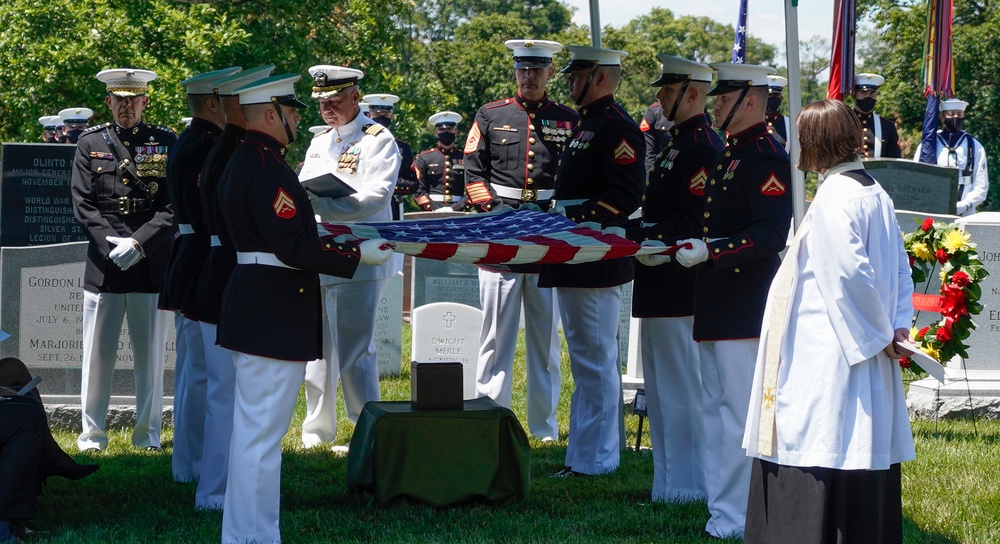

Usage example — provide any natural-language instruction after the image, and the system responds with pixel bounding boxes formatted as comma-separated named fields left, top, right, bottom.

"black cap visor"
left=274, top=94, right=308, bottom=109
left=560, top=59, right=599, bottom=74
left=514, top=57, right=553, bottom=69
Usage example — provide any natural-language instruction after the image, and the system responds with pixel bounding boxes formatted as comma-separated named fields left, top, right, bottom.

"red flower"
left=952, top=270, right=971, bottom=288
left=909, top=255, right=915, bottom=267
left=917, top=326, right=930, bottom=339
left=922, top=218, right=934, bottom=232
left=936, top=326, right=952, bottom=342
left=936, top=248, right=949, bottom=264
left=941, top=283, right=969, bottom=319
left=899, top=357, right=911, bottom=369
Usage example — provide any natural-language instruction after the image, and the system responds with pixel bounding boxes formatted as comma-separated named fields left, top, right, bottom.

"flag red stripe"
left=519, top=234, right=582, bottom=263
left=480, top=242, right=521, bottom=264
left=416, top=243, right=459, bottom=261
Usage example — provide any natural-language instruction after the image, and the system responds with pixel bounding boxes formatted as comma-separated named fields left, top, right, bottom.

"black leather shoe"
left=45, top=462, right=99, bottom=481
left=551, top=466, right=573, bottom=478
left=145, top=446, right=162, bottom=452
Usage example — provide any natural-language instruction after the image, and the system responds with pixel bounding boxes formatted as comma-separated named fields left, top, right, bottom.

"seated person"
left=1, top=357, right=99, bottom=542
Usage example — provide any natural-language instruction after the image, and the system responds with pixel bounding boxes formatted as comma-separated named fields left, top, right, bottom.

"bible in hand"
left=301, top=172, right=357, bottom=199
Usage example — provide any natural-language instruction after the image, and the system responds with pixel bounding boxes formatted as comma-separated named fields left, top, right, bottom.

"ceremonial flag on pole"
left=827, top=0, right=856, bottom=100
left=318, top=210, right=680, bottom=265
left=731, top=0, right=749, bottom=63
left=919, top=0, right=955, bottom=164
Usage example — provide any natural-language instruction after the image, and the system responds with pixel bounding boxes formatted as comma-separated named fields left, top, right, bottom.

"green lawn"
left=29, top=326, right=1000, bottom=543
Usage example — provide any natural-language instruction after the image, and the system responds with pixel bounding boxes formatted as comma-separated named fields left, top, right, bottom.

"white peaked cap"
left=854, top=73, right=885, bottom=89
left=707, top=63, right=776, bottom=96
left=561, top=46, right=628, bottom=73
left=180, top=66, right=242, bottom=94
left=767, top=75, right=788, bottom=91
left=505, top=39, right=563, bottom=68
left=214, top=65, right=276, bottom=96
left=58, top=107, right=94, bottom=124
left=234, top=74, right=307, bottom=108
left=96, top=68, right=157, bottom=96
left=308, top=65, right=364, bottom=99
left=429, top=111, right=462, bottom=126
left=651, top=54, right=713, bottom=86
left=363, top=94, right=400, bottom=110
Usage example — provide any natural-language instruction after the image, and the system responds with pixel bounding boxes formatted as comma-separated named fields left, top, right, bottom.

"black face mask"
left=944, top=117, right=963, bottom=133
left=437, top=132, right=456, bottom=146
left=856, top=96, right=876, bottom=113
left=64, top=129, right=83, bottom=142
left=766, top=96, right=782, bottom=113
left=372, top=116, right=391, bottom=128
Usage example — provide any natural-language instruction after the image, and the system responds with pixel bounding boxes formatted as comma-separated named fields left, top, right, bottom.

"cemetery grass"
left=33, top=326, right=1000, bottom=543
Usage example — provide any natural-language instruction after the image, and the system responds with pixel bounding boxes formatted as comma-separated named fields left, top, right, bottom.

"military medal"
left=723, top=159, right=740, bottom=180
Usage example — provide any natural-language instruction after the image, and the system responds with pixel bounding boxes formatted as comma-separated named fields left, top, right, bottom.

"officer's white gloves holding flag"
left=675, top=238, right=710, bottom=268
left=636, top=240, right=670, bottom=267
left=107, top=236, right=144, bottom=271
left=358, top=238, right=395, bottom=265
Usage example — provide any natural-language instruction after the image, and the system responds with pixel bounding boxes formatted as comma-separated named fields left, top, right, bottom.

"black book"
left=301, top=172, right=357, bottom=199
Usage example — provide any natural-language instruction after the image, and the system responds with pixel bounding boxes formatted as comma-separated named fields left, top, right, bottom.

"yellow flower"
left=940, top=268, right=948, bottom=283
left=910, top=326, right=919, bottom=340
left=921, top=345, right=941, bottom=362
left=941, top=229, right=972, bottom=253
left=911, top=241, right=933, bottom=262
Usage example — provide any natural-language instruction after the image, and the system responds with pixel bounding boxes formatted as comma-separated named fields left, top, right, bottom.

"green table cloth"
left=347, top=397, right=530, bottom=506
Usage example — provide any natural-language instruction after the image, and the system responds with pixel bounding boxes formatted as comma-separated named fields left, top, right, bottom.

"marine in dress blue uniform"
left=414, top=111, right=469, bottom=211
left=630, top=55, right=721, bottom=503
left=217, top=74, right=391, bottom=544
left=539, top=46, right=645, bottom=475
left=38, top=115, right=61, bottom=143
left=71, top=68, right=176, bottom=452
left=186, top=64, right=274, bottom=510
left=463, top=39, right=577, bottom=441
left=640, top=101, right=673, bottom=175
left=161, top=66, right=241, bottom=484
left=364, top=93, right=417, bottom=220
left=297, top=66, right=402, bottom=448
left=764, top=75, right=790, bottom=152
left=852, top=73, right=901, bottom=158
left=57, top=107, right=94, bottom=144
left=675, top=63, right=793, bottom=539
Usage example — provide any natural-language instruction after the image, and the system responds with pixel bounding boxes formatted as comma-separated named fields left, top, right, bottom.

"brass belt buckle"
left=521, top=189, right=537, bottom=202
left=116, top=196, right=132, bottom=215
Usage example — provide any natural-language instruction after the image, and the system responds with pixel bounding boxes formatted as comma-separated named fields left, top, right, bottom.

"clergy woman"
left=742, top=99, right=916, bottom=543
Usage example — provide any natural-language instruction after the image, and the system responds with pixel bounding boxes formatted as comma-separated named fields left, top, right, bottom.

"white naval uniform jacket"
left=914, top=131, right=989, bottom=216
left=299, top=114, right=402, bottom=284
left=743, top=161, right=916, bottom=471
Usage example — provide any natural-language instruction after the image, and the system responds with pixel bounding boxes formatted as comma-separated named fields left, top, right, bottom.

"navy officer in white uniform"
left=297, top=65, right=401, bottom=448
left=217, top=73, right=392, bottom=543
left=913, top=97, right=989, bottom=216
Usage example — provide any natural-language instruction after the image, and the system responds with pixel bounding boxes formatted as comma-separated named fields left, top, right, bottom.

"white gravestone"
left=908, top=212, right=1000, bottom=420
left=411, top=302, right=483, bottom=400
left=618, top=282, right=644, bottom=390
left=374, top=271, right=404, bottom=377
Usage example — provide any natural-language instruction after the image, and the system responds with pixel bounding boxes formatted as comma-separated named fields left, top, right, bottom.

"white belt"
left=236, top=252, right=296, bottom=270
left=177, top=223, right=195, bottom=235
left=641, top=221, right=657, bottom=228
left=553, top=198, right=587, bottom=207
left=210, top=235, right=221, bottom=247
left=491, top=184, right=554, bottom=202
left=429, top=194, right=463, bottom=203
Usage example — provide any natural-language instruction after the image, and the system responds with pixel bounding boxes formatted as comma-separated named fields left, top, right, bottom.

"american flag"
left=827, top=0, right=856, bottom=100
left=731, top=0, right=749, bottom=63
left=318, top=210, right=679, bottom=265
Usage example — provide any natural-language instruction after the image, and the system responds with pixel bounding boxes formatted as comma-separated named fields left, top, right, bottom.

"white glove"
left=433, top=206, right=453, bottom=213
left=601, top=226, right=626, bottom=237
left=578, top=221, right=602, bottom=232
left=549, top=205, right=566, bottom=216
left=636, top=240, right=670, bottom=267
left=359, top=238, right=395, bottom=265
left=674, top=238, right=709, bottom=268
left=306, top=189, right=321, bottom=209
left=107, top=236, right=143, bottom=270
left=519, top=202, right=543, bottom=213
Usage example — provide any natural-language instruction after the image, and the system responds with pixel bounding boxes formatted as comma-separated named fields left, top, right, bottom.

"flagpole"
left=785, top=0, right=805, bottom=228
left=589, top=0, right=601, bottom=47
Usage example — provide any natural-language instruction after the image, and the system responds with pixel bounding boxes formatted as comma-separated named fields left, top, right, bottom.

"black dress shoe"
left=551, top=466, right=573, bottom=478
left=44, top=462, right=99, bottom=481
left=145, top=446, right=162, bottom=452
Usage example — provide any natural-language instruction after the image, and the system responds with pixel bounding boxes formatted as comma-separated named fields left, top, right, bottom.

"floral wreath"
left=901, top=217, right=989, bottom=373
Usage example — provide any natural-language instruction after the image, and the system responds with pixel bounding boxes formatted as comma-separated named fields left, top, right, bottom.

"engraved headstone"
left=0, top=242, right=176, bottom=402
left=411, top=302, right=483, bottom=399
left=411, top=259, right=481, bottom=309
left=374, top=271, right=403, bottom=376
left=953, top=212, right=1000, bottom=370
left=0, top=143, right=87, bottom=246
left=864, top=158, right=959, bottom=215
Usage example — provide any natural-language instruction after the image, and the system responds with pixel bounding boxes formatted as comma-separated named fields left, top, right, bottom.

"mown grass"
left=29, top=325, right=1000, bottom=542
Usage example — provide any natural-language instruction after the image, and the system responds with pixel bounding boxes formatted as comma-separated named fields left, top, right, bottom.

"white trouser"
left=699, top=338, right=757, bottom=538
left=222, top=353, right=305, bottom=544
left=640, top=316, right=707, bottom=501
left=556, top=286, right=623, bottom=475
left=78, top=291, right=168, bottom=450
left=301, top=278, right=388, bottom=447
left=475, top=269, right=561, bottom=440
left=195, top=322, right=236, bottom=510
left=172, top=314, right=207, bottom=482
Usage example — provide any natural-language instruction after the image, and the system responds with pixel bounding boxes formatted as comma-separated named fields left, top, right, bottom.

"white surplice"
left=743, top=161, right=916, bottom=471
